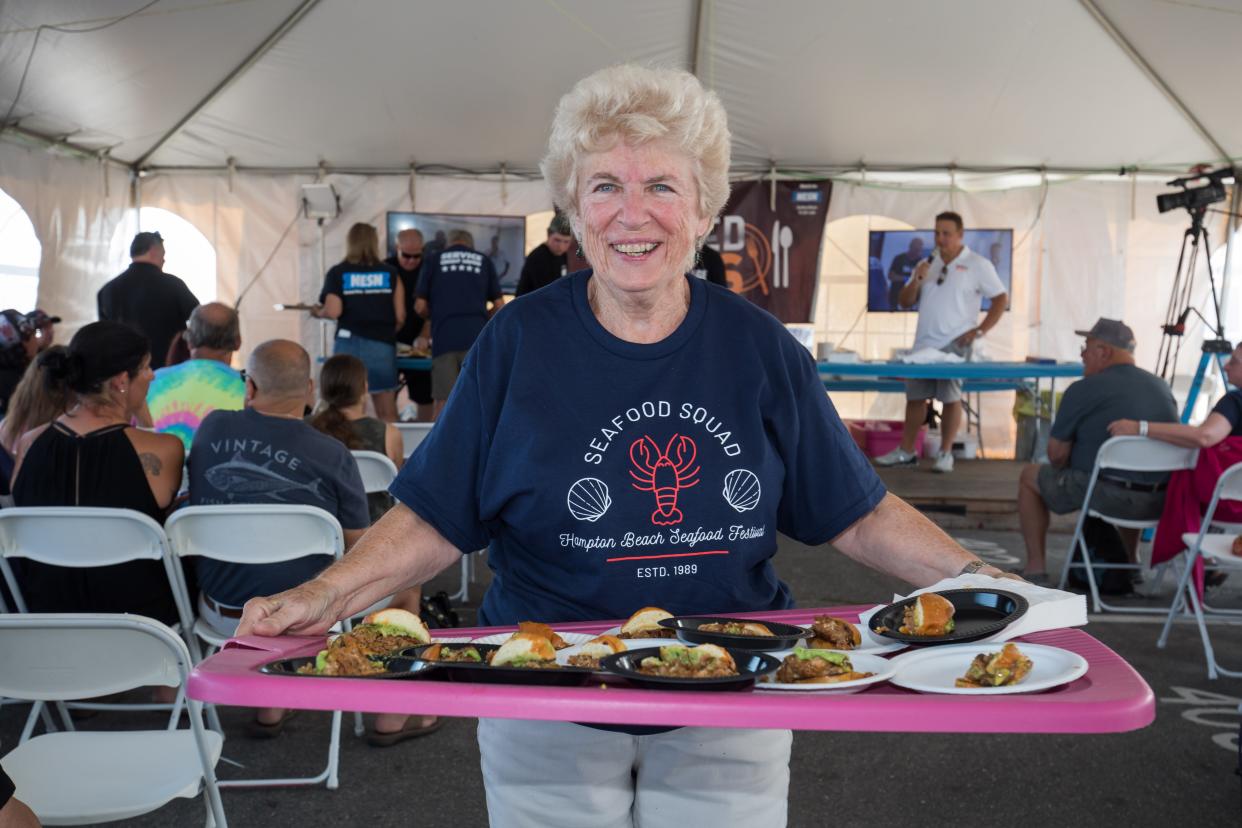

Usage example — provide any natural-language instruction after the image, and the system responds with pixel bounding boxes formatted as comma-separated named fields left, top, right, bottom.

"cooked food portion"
left=516, top=621, right=569, bottom=650
left=697, top=620, right=775, bottom=637
left=491, top=632, right=559, bottom=669
left=298, top=608, right=432, bottom=676
left=773, top=649, right=874, bottom=684
left=899, top=593, right=956, bottom=636
left=1232, top=535, right=1242, bottom=557
left=955, top=643, right=1034, bottom=688
left=807, top=615, right=861, bottom=650
left=637, top=644, right=737, bottom=678
left=419, top=643, right=486, bottom=664
left=619, top=606, right=677, bottom=639
left=566, top=635, right=627, bottom=669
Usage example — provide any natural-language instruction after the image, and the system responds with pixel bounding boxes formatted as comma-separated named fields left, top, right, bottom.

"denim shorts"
left=334, top=334, right=398, bottom=393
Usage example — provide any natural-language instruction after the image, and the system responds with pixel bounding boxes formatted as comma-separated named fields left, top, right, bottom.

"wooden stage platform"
left=875, top=458, right=1075, bottom=532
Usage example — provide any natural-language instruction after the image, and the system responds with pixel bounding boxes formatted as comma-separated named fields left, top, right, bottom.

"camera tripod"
left=1156, top=203, right=1232, bottom=422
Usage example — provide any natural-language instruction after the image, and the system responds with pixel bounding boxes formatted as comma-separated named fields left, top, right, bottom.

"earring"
left=695, top=247, right=703, bottom=267
left=576, top=245, right=584, bottom=259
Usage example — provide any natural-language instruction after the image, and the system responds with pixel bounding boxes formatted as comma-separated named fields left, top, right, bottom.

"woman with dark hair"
left=10, top=321, right=185, bottom=624
left=312, top=222, right=405, bottom=422
left=309, top=353, right=404, bottom=524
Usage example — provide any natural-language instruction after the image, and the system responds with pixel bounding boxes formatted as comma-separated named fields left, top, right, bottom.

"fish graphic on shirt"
left=205, top=452, right=323, bottom=502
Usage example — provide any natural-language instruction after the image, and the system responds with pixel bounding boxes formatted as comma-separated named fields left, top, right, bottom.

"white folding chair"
left=0, top=613, right=227, bottom=827
left=1155, top=462, right=1242, bottom=679
left=164, top=504, right=354, bottom=789
left=394, top=421, right=434, bottom=458
left=1055, top=436, right=1198, bottom=613
left=352, top=449, right=399, bottom=494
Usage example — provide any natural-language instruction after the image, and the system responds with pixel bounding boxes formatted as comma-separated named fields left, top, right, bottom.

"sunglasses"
left=399, top=251, right=423, bottom=260
left=936, top=264, right=949, bottom=285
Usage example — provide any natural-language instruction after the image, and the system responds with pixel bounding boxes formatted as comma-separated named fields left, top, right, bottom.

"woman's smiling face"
left=575, top=139, right=711, bottom=297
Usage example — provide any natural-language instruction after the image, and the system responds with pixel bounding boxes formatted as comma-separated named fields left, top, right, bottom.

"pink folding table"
left=187, top=606, right=1154, bottom=734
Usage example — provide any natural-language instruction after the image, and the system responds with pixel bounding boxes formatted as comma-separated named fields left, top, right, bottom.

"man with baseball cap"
left=24, top=309, right=60, bottom=352
left=1017, top=317, right=1178, bottom=584
left=97, top=231, right=200, bottom=369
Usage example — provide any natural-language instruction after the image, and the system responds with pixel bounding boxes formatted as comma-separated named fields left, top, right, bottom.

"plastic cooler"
left=847, top=420, right=925, bottom=458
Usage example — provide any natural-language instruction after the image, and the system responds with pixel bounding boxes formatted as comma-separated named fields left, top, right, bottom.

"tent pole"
left=1078, top=0, right=1231, bottom=164
left=1219, top=184, right=1241, bottom=341
left=131, top=0, right=322, bottom=169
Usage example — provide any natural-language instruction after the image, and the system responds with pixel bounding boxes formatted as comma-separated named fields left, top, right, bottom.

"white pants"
left=477, top=719, right=792, bottom=828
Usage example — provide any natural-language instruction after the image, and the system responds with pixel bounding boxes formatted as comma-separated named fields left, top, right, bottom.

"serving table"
left=187, top=606, right=1152, bottom=734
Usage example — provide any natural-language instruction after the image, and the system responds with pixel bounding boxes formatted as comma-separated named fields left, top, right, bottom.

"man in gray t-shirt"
left=1018, top=319, right=1178, bottom=580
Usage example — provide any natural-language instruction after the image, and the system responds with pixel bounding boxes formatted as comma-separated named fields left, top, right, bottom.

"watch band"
left=958, top=560, right=985, bottom=576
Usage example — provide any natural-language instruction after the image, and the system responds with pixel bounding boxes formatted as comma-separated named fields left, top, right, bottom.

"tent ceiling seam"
left=1078, top=0, right=1231, bottom=164
left=131, top=0, right=323, bottom=170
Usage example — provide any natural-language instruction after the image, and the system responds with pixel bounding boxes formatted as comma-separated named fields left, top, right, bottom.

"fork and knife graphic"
left=770, top=221, right=793, bottom=289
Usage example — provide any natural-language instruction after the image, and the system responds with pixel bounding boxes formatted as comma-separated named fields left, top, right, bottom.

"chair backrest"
left=164, top=504, right=344, bottom=565
left=0, top=613, right=188, bottom=701
left=1094, top=435, right=1199, bottom=475
left=352, top=450, right=399, bottom=494
left=395, top=422, right=434, bottom=458
left=0, top=507, right=169, bottom=567
left=1199, top=461, right=1242, bottom=529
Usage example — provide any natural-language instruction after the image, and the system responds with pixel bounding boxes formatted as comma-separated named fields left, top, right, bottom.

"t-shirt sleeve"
left=773, top=340, right=887, bottom=544
left=178, top=278, right=200, bottom=318
left=1211, top=389, right=1242, bottom=433
left=388, top=349, right=490, bottom=553
left=977, top=258, right=1007, bottom=298
left=319, top=266, right=342, bottom=303
left=415, top=260, right=433, bottom=300
left=1050, top=380, right=1087, bottom=442
left=335, top=449, right=371, bottom=531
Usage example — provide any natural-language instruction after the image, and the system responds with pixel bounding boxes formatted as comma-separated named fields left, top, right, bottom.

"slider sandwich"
left=304, top=608, right=431, bottom=676
left=567, top=635, right=626, bottom=669
left=491, top=632, right=559, bottom=669
left=619, top=606, right=677, bottom=639
left=899, top=593, right=956, bottom=636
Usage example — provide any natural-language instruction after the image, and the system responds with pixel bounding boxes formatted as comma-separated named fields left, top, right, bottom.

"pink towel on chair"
left=1151, top=437, right=1242, bottom=597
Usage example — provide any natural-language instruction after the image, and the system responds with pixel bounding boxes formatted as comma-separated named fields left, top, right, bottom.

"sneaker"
left=874, top=447, right=917, bottom=467
left=932, top=451, right=955, bottom=473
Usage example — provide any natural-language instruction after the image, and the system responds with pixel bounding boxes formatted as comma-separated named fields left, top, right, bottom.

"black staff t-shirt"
left=319, top=261, right=400, bottom=343
left=1211, top=388, right=1242, bottom=436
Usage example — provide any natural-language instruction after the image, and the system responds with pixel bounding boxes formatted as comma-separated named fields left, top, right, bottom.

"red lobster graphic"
left=629, top=434, right=699, bottom=526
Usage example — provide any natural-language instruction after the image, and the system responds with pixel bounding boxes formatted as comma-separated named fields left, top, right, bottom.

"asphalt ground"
left=3, top=527, right=1240, bottom=827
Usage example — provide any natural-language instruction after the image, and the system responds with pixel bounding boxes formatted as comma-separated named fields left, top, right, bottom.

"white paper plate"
left=756, top=650, right=896, bottom=693
left=889, top=642, right=1088, bottom=695
left=471, top=630, right=595, bottom=648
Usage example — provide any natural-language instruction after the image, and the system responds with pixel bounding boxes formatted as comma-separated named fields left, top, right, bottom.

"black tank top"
left=10, top=421, right=179, bottom=623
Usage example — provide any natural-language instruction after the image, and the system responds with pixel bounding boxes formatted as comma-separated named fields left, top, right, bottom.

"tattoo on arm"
left=139, top=452, right=163, bottom=476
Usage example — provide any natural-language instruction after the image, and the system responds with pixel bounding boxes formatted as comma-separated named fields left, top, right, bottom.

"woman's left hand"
left=1108, top=419, right=1138, bottom=436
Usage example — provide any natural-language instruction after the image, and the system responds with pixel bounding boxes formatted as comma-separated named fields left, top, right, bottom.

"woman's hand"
left=237, top=579, right=342, bottom=638
left=1108, top=419, right=1139, bottom=437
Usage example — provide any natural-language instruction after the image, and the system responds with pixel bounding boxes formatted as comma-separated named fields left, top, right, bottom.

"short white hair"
left=540, top=65, right=731, bottom=237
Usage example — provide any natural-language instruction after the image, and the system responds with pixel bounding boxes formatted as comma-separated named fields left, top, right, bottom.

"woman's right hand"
left=1108, top=419, right=1139, bottom=437
left=237, top=579, right=342, bottom=638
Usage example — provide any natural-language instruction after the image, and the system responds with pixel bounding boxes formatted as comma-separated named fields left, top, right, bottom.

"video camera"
left=1156, top=166, right=1234, bottom=214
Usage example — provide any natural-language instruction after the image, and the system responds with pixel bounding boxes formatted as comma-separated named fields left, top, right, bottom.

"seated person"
left=147, top=302, right=245, bottom=452
left=10, top=322, right=184, bottom=623
left=1017, top=318, right=1178, bottom=583
left=1110, top=340, right=1242, bottom=448
left=308, top=354, right=404, bottom=523
left=0, top=358, right=66, bottom=499
left=0, top=761, right=40, bottom=828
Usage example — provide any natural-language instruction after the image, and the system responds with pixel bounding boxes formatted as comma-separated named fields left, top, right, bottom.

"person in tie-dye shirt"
left=147, top=303, right=244, bottom=451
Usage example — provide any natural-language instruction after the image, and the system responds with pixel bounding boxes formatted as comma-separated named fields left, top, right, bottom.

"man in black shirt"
left=515, top=213, right=574, bottom=297
left=97, top=231, right=200, bottom=369
left=384, top=228, right=433, bottom=420
left=886, top=236, right=926, bottom=311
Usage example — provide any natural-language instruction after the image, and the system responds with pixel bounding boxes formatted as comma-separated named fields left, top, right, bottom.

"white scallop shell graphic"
left=722, top=469, right=761, bottom=512
left=567, top=477, right=612, bottom=522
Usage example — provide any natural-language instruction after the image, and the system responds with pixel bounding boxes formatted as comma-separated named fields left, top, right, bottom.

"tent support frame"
left=1078, top=0, right=1231, bottom=164
left=131, top=0, right=323, bottom=170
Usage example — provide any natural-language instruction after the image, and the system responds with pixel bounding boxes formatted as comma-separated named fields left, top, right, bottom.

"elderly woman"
left=240, top=65, right=1011, bottom=826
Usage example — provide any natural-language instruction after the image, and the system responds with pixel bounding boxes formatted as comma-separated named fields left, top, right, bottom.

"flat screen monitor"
left=867, top=228, right=1012, bottom=312
left=387, top=212, right=527, bottom=294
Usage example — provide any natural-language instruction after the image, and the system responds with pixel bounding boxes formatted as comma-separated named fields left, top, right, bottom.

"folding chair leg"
left=1157, top=553, right=1196, bottom=649
left=218, top=709, right=343, bottom=789
left=1057, top=527, right=1084, bottom=591
left=1186, top=583, right=1221, bottom=680
left=354, top=711, right=364, bottom=738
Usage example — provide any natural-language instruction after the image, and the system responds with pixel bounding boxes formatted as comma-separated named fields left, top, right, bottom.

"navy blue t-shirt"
left=415, top=244, right=502, bottom=356
left=189, top=407, right=370, bottom=606
left=1211, top=388, right=1242, bottom=436
left=319, top=261, right=400, bottom=343
left=390, top=270, right=886, bottom=626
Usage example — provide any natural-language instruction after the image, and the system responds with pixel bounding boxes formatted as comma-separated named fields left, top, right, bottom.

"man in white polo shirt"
left=875, top=211, right=1007, bottom=473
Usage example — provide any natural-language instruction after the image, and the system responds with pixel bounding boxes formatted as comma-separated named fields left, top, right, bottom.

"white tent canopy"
left=2, top=0, right=1240, bottom=453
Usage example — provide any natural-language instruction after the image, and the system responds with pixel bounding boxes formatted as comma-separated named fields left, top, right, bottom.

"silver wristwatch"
left=958, top=560, right=986, bottom=576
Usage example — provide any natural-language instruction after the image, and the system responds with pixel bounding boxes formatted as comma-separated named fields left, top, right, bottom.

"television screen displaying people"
left=867, top=228, right=1012, bottom=312
left=386, top=212, right=527, bottom=294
